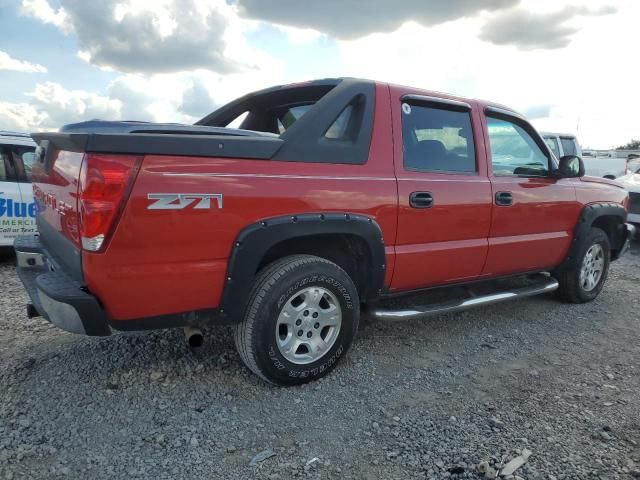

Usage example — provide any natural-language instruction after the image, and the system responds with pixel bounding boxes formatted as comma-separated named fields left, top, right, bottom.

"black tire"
left=555, top=227, right=610, bottom=303
left=234, top=255, right=360, bottom=386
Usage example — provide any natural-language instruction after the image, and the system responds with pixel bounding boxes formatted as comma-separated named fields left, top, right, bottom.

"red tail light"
left=78, top=154, right=140, bottom=252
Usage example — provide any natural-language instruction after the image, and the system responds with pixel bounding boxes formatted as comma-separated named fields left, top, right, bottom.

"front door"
left=390, top=93, right=493, bottom=291
left=482, top=109, right=581, bottom=276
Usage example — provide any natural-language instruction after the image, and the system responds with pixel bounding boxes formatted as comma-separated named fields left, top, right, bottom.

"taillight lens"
left=78, top=154, right=140, bottom=252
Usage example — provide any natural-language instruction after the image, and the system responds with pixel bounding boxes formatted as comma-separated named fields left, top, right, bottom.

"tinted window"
left=544, top=136, right=560, bottom=158
left=324, top=105, right=353, bottom=139
left=402, top=103, right=476, bottom=173
left=0, top=149, right=16, bottom=182
left=560, top=137, right=577, bottom=156
left=11, top=146, right=36, bottom=183
left=487, top=117, right=549, bottom=177
left=277, top=105, right=312, bottom=134
left=227, top=111, right=248, bottom=129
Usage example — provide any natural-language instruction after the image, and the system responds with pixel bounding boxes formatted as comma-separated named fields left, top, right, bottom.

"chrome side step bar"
left=372, top=275, right=559, bottom=321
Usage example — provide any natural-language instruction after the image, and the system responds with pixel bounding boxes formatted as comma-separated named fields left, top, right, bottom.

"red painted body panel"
left=33, top=80, right=630, bottom=323
left=482, top=176, right=581, bottom=276
left=389, top=86, right=492, bottom=290
left=83, top=84, right=398, bottom=320
left=475, top=106, right=584, bottom=276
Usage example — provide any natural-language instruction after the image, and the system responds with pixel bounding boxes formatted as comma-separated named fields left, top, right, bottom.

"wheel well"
left=592, top=215, right=625, bottom=255
left=258, top=234, right=373, bottom=300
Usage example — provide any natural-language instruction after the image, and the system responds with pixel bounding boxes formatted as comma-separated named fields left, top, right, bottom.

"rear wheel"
left=555, top=227, right=610, bottom=303
left=234, top=255, right=360, bottom=386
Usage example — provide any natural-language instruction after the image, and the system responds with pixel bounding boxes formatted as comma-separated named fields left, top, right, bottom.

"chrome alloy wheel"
left=579, top=244, right=605, bottom=292
left=275, top=287, right=342, bottom=365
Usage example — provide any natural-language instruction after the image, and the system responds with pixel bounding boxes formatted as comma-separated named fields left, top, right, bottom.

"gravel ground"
left=0, top=246, right=639, bottom=480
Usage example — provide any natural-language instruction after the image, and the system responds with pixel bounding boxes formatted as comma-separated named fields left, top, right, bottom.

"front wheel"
left=234, top=255, right=360, bottom=386
left=555, top=227, right=610, bottom=303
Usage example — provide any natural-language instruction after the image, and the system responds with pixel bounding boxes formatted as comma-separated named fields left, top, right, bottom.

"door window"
left=544, top=136, right=560, bottom=159
left=486, top=117, right=550, bottom=177
left=560, top=137, right=578, bottom=156
left=402, top=103, right=476, bottom=173
left=11, top=146, right=36, bottom=183
left=0, top=149, right=17, bottom=182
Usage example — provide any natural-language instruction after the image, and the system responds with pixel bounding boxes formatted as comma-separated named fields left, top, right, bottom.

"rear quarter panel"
left=84, top=84, right=398, bottom=320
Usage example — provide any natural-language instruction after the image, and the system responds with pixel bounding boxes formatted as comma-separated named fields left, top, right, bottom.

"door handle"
left=495, top=191, right=513, bottom=206
left=409, top=191, right=433, bottom=209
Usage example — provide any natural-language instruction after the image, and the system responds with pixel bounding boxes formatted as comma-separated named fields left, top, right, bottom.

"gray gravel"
left=1, top=246, right=639, bottom=479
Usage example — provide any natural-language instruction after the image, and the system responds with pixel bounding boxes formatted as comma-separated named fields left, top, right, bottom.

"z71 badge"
left=147, top=193, right=223, bottom=210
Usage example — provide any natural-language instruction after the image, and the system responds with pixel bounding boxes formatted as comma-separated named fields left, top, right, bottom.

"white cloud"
left=0, top=57, right=287, bottom=132
left=20, top=0, right=240, bottom=74
left=236, top=0, right=518, bottom=39
left=336, top=0, right=640, bottom=148
left=0, top=102, right=47, bottom=132
left=8, top=0, right=638, bottom=149
left=20, top=0, right=71, bottom=32
left=0, top=50, right=47, bottom=73
left=479, top=4, right=617, bottom=50
left=26, top=82, right=121, bottom=129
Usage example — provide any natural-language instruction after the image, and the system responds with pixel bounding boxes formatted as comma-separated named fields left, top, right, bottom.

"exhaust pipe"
left=183, top=326, right=204, bottom=347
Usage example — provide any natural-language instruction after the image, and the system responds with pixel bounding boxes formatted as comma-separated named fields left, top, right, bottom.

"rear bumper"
left=14, top=235, right=222, bottom=335
left=14, top=235, right=111, bottom=336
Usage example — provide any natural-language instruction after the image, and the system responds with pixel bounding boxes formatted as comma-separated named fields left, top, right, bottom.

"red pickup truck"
left=14, top=78, right=633, bottom=385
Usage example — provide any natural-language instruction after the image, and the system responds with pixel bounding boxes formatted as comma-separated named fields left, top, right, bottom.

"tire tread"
left=556, top=227, right=610, bottom=304
left=234, top=255, right=350, bottom=384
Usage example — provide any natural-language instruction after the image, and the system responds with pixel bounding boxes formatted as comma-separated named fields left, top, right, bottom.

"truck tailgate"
left=32, top=148, right=84, bottom=281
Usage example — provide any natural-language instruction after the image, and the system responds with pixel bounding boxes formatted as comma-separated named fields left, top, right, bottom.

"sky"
left=0, top=0, right=637, bottom=149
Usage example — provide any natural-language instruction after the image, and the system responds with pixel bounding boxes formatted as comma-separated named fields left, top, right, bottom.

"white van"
left=0, top=131, right=37, bottom=248
left=541, top=132, right=627, bottom=179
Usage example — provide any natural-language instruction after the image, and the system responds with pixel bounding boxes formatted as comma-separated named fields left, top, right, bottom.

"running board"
left=372, top=275, right=559, bottom=321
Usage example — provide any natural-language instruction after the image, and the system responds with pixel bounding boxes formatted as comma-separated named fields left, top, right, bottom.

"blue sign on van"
left=0, top=197, right=37, bottom=218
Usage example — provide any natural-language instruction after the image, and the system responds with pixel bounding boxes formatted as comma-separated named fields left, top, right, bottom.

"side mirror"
left=557, top=155, right=585, bottom=178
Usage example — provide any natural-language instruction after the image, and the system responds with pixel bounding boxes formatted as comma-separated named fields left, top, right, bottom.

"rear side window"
left=11, top=146, right=36, bottom=183
left=0, top=148, right=17, bottom=182
left=401, top=103, right=476, bottom=173
left=560, top=137, right=577, bottom=156
left=544, top=136, right=560, bottom=159
left=277, top=105, right=312, bottom=134
left=324, top=104, right=353, bottom=139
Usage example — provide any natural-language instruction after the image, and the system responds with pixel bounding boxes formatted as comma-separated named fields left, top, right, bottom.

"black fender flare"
left=218, top=213, right=386, bottom=322
left=560, top=202, right=627, bottom=270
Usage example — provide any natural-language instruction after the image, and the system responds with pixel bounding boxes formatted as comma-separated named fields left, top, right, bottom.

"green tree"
left=616, top=139, right=640, bottom=150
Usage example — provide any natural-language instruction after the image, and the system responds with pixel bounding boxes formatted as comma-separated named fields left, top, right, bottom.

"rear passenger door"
left=0, top=146, right=23, bottom=246
left=390, top=92, right=493, bottom=291
left=482, top=109, right=580, bottom=276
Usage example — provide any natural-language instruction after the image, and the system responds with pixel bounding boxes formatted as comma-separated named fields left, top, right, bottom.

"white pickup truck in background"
left=0, top=131, right=37, bottom=249
left=541, top=132, right=628, bottom=179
